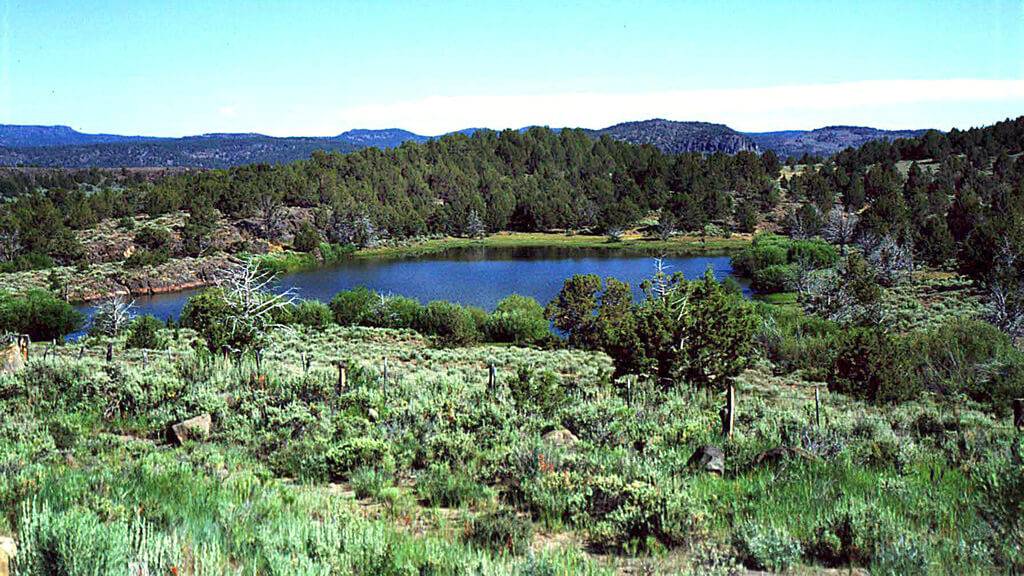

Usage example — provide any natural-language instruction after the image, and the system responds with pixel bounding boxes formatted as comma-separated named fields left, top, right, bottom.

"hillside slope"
left=747, top=126, right=927, bottom=158
left=589, top=119, right=760, bottom=154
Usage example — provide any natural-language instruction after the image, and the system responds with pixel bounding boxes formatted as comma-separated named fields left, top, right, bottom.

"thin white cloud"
left=292, top=79, right=1024, bottom=136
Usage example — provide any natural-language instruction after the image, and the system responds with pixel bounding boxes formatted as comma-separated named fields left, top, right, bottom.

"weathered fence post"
left=19, top=335, right=29, bottom=362
left=336, top=362, right=347, bottom=391
left=301, top=352, right=310, bottom=375
left=1014, top=398, right=1023, bottom=432
left=142, top=350, right=149, bottom=369
left=488, top=363, right=497, bottom=389
left=78, top=346, right=85, bottom=361
left=722, top=382, right=736, bottom=438
left=105, top=342, right=113, bottom=362
left=814, top=385, right=821, bottom=428
left=382, top=357, right=389, bottom=384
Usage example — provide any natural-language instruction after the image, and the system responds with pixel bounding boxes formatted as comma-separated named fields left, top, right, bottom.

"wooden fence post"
left=105, top=342, right=113, bottom=362
left=301, top=352, right=310, bottom=375
left=78, top=346, right=85, bottom=361
left=488, top=363, right=496, bottom=389
left=722, top=382, right=736, bottom=438
left=19, top=335, right=29, bottom=362
left=1014, top=398, right=1023, bottom=432
left=382, top=357, right=389, bottom=396
left=337, top=362, right=347, bottom=391
left=142, top=350, right=149, bottom=369
left=814, top=385, right=821, bottom=428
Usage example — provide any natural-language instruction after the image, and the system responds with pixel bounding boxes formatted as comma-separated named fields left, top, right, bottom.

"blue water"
left=75, top=246, right=746, bottom=328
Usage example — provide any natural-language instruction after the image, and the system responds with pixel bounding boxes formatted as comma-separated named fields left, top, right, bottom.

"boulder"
left=0, top=341, right=25, bottom=375
left=543, top=428, right=580, bottom=449
left=0, top=536, right=15, bottom=576
left=171, top=413, right=212, bottom=445
left=688, top=445, right=725, bottom=474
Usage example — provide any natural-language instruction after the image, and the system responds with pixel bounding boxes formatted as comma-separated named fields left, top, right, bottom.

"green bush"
left=415, top=301, right=480, bottom=345
left=415, top=464, right=490, bottom=508
left=465, top=508, right=533, bottom=555
left=485, top=295, right=549, bottom=345
left=734, top=522, right=803, bottom=572
left=329, top=286, right=376, bottom=326
left=906, top=319, right=1024, bottom=413
left=752, top=264, right=797, bottom=293
left=133, top=226, right=173, bottom=251
left=292, top=221, right=322, bottom=253
left=124, top=247, right=169, bottom=268
left=350, top=466, right=393, bottom=499
left=0, top=289, right=84, bottom=340
left=179, top=288, right=234, bottom=352
left=125, top=315, right=166, bottom=349
left=830, top=327, right=920, bottom=403
left=326, top=437, right=395, bottom=478
left=367, top=295, right=422, bottom=329
left=291, top=300, right=333, bottom=328
left=0, top=251, right=54, bottom=273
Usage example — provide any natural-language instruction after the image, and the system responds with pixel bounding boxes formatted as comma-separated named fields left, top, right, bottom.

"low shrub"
left=125, top=315, right=166, bottom=349
left=752, top=264, right=798, bottom=293
left=350, top=466, right=393, bottom=499
left=734, top=522, right=802, bottom=572
left=485, top=295, right=549, bottom=345
left=0, top=289, right=84, bottom=340
left=415, top=301, right=480, bottom=345
left=291, top=300, right=333, bottom=328
left=326, top=437, right=395, bottom=478
left=415, top=464, right=490, bottom=508
left=329, top=286, right=376, bottom=326
left=465, top=508, right=533, bottom=555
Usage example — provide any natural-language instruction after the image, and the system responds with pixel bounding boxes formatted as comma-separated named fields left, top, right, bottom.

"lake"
left=75, top=246, right=747, bottom=332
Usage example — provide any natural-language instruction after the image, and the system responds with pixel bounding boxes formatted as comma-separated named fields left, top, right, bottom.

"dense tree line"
left=0, top=128, right=781, bottom=269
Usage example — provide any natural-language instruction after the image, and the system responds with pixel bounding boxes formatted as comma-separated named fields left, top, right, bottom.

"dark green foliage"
left=292, top=221, right=322, bottom=252
left=465, top=508, right=534, bottom=555
left=123, top=248, right=169, bottom=269
left=329, top=286, right=376, bottom=326
left=484, top=294, right=549, bottom=345
left=0, top=289, right=83, bottom=340
left=0, top=251, right=54, bottom=273
left=290, top=300, right=333, bottom=328
left=733, top=234, right=836, bottom=294
left=133, top=226, right=173, bottom=251
left=752, top=264, right=797, bottom=293
left=415, top=301, right=480, bottom=345
left=125, top=315, right=166, bottom=349
left=830, top=327, right=919, bottom=403
left=179, top=288, right=235, bottom=352
left=906, top=320, right=1024, bottom=413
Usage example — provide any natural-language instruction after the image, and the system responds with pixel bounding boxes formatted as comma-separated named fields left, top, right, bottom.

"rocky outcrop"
left=66, top=255, right=234, bottom=303
left=0, top=535, right=15, bottom=576
left=542, top=428, right=580, bottom=449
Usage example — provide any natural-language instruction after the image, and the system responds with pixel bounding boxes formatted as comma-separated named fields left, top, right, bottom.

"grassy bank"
left=353, top=231, right=752, bottom=260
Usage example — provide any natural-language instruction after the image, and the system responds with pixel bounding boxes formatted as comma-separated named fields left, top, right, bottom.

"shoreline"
left=3, top=232, right=751, bottom=305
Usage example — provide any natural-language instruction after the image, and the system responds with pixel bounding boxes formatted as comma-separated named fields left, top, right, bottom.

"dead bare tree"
left=0, top=228, right=22, bottom=263
left=822, top=207, right=859, bottom=253
left=863, top=234, right=914, bottom=286
left=91, top=295, right=136, bottom=337
left=215, top=258, right=298, bottom=366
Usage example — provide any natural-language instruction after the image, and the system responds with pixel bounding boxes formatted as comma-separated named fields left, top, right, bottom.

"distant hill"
left=0, top=136, right=361, bottom=169
left=588, top=119, right=760, bottom=154
left=0, top=121, right=932, bottom=168
left=746, top=126, right=929, bottom=158
left=335, top=128, right=430, bottom=148
left=0, top=124, right=159, bottom=147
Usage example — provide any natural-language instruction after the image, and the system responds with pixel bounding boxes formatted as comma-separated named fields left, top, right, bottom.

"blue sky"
left=2, top=0, right=1022, bottom=135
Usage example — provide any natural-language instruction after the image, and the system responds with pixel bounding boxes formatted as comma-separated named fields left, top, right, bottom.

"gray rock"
left=0, top=535, right=15, bottom=576
left=688, top=445, right=725, bottom=474
left=171, top=413, right=212, bottom=445
left=543, top=428, right=580, bottom=449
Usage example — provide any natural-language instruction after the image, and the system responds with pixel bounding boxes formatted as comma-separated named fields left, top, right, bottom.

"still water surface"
left=76, top=246, right=746, bottom=327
